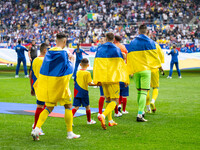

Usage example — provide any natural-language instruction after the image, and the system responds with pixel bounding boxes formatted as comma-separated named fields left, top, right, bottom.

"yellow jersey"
left=74, top=70, right=92, bottom=98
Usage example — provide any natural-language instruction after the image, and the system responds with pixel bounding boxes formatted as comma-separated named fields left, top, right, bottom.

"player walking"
left=30, top=43, right=49, bottom=135
left=31, top=33, right=80, bottom=140
left=114, top=35, right=129, bottom=116
left=72, top=58, right=99, bottom=125
left=146, top=32, right=165, bottom=113
left=127, top=25, right=163, bottom=122
left=93, top=33, right=129, bottom=129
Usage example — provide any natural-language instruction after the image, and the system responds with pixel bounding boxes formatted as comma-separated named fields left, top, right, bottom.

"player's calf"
left=114, top=105, right=122, bottom=117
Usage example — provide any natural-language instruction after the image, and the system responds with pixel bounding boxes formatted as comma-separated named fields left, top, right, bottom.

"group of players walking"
left=15, top=24, right=176, bottom=140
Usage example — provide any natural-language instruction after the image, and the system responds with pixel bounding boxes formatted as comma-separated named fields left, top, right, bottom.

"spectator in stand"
left=85, top=36, right=90, bottom=44
left=195, top=46, right=200, bottom=52
left=165, top=43, right=170, bottom=49
left=186, top=46, right=193, bottom=53
left=98, top=37, right=105, bottom=46
left=90, top=43, right=97, bottom=52
left=0, top=0, right=200, bottom=46
left=15, top=39, right=29, bottom=78
left=180, top=45, right=187, bottom=53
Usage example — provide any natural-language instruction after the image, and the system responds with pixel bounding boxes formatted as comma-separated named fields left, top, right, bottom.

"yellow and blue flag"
left=34, top=47, right=73, bottom=103
left=127, top=34, right=162, bottom=74
left=31, top=56, right=44, bottom=90
left=93, top=42, right=129, bottom=84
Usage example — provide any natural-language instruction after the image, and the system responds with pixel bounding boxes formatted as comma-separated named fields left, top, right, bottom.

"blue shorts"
left=73, top=97, right=89, bottom=107
left=100, top=86, right=104, bottom=96
left=36, top=100, right=45, bottom=105
left=120, top=82, right=129, bottom=97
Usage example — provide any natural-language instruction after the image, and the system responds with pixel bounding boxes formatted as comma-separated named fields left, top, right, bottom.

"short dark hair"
left=32, top=40, right=36, bottom=44
left=81, top=58, right=89, bottom=65
left=106, top=32, right=114, bottom=41
left=173, top=44, right=176, bottom=49
left=40, top=43, right=49, bottom=53
left=139, top=24, right=147, bottom=34
left=115, top=35, right=122, bottom=42
left=56, top=33, right=67, bottom=39
left=18, top=39, right=21, bottom=44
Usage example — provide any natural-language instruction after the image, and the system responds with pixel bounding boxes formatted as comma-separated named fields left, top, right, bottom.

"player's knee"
left=85, top=105, right=90, bottom=110
left=46, top=107, right=54, bottom=113
left=37, top=104, right=44, bottom=108
left=74, top=106, right=79, bottom=110
left=110, top=98, right=118, bottom=104
left=106, top=97, right=111, bottom=101
left=64, top=104, right=72, bottom=109
left=114, top=98, right=119, bottom=104
left=138, top=90, right=148, bottom=95
left=153, top=87, right=159, bottom=89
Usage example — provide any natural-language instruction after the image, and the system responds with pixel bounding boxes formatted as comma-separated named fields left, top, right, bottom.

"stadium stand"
left=0, top=0, right=200, bottom=52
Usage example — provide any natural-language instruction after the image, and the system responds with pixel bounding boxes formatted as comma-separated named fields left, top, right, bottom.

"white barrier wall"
left=163, top=49, right=200, bottom=70
left=0, top=48, right=40, bottom=66
left=1, top=48, right=200, bottom=70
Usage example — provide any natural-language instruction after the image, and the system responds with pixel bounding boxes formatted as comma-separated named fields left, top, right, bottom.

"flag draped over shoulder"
left=34, top=47, right=73, bottom=102
left=127, top=34, right=162, bottom=74
left=93, top=42, right=129, bottom=84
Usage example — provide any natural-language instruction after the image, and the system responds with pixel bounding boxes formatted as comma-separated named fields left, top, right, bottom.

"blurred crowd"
left=0, top=0, right=200, bottom=49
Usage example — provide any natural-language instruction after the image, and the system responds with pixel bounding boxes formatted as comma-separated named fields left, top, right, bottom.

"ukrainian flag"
left=127, top=34, right=163, bottom=74
left=93, top=42, right=129, bottom=84
left=34, top=47, right=73, bottom=104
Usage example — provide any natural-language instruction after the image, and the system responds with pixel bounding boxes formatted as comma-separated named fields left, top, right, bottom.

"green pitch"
left=0, top=69, right=200, bottom=150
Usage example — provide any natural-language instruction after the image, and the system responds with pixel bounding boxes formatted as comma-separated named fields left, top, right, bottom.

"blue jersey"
left=180, top=47, right=186, bottom=53
left=196, top=48, right=200, bottom=52
left=186, top=48, right=192, bottom=53
left=90, top=46, right=97, bottom=52
left=165, top=46, right=170, bottom=49
left=73, top=48, right=88, bottom=61
left=15, top=44, right=28, bottom=59
left=168, top=49, right=179, bottom=62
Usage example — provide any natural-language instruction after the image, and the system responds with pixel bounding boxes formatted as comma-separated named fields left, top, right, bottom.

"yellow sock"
left=105, top=101, right=113, bottom=121
left=107, top=112, right=112, bottom=121
left=105, top=101, right=109, bottom=108
left=36, top=109, right=49, bottom=128
left=146, top=90, right=150, bottom=105
left=152, top=88, right=159, bottom=101
left=103, top=101, right=116, bottom=117
left=65, top=109, right=73, bottom=132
